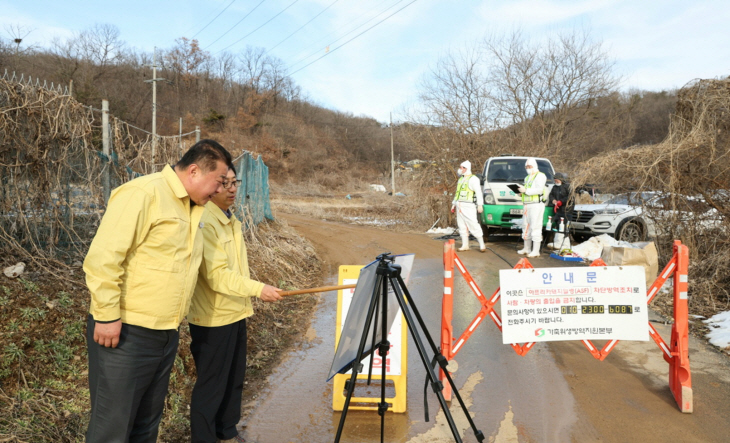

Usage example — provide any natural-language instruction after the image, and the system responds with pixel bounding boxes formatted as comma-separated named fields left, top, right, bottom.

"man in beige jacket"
left=188, top=165, right=281, bottom=443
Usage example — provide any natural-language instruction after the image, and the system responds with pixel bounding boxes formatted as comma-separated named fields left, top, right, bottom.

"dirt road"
left=243, top=214, right=730, bottom=442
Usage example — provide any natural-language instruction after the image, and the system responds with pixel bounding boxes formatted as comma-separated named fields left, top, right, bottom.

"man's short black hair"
left=177, top=139, right=233, bottom=173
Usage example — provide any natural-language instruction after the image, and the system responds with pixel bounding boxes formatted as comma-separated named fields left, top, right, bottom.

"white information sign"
left=500, top=266, right=649, bottom=344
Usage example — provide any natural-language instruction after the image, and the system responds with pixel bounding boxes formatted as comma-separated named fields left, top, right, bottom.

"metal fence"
left=0, top=71, right=272, bottom=262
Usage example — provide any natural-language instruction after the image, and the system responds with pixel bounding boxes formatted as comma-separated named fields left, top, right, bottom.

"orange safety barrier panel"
left=441, top=239, right=692, bottom=412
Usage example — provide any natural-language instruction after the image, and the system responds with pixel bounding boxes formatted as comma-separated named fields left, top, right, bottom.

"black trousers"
left=85, top=315, right=179, bottom=443
left=190, top=318, right=248, bottom=443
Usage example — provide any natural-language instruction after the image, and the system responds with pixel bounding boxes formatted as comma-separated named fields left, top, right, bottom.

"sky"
left=2, top=0, right=729, bottom=124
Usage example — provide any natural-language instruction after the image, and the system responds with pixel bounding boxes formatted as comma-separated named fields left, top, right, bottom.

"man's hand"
left=451, top=205, right=455, bottom=214
left=517, top=185, right=526, bottom=193
left=477, top=206, right=483, bottom=214
left=94, top=320, right=122, bottom=348
left=261, top=284, right=283, bottom=303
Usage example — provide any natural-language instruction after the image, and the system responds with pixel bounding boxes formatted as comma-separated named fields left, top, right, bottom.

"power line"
left=191, top=0, right=238, bottom=39
left=265, top=0, right=340, bottom=55
left=180, top=2, right=231, bottom=37
left=288, top=0, right=419, bottom=76
left=285, top=0, right=398, bottom=69
left=203, top=0, right=269, bottom=50
left=212, top=0, right=301, bottom=55
left=286, top=0, right=405, bottom=71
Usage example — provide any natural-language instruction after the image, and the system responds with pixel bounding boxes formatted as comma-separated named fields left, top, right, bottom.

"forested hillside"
left=1, top=26, right=679, bottom=191
left=0, top=26, right=402, bottom=185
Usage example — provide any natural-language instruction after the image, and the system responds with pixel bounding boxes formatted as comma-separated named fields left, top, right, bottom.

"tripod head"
left=376, top=252, right=394, bottom=262
left=376, top=252, right=401, bottom=277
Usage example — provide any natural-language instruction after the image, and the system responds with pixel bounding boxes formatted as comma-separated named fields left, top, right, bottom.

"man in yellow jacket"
left=83, top=140, right=232, bottom=443
left=188, top=165, right=282, bottom=443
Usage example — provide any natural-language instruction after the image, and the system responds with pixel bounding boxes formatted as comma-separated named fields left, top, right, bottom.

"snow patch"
left=427, top=227, right=455, bottom=235
left=704, top=311, right=730, bottom=350
left=343, top=216, right=397, bottom=227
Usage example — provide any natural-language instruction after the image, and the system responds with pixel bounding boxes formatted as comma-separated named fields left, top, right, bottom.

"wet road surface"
left=243, top=215, right=730, bottom=442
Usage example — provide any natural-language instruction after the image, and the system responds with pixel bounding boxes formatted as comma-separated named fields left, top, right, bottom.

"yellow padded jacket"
left=84, top=165, right=206, bottom=330
left=188, top=201, right=264, bottom=327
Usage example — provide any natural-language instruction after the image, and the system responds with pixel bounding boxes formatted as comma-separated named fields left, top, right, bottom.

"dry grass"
left=0, top=219, right=323, bottom=443
left=271, top=168, right=454, bottom=233
left=570, top=78, right=730, bottom=324
left=158, top=218, right=324, bottom=442
left=0, top=73, right=328, bottom=443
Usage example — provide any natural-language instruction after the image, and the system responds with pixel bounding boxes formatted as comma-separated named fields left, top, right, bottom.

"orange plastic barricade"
left=441, top=239, right=692, bottom=413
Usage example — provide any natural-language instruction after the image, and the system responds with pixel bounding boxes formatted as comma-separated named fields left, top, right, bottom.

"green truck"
left=479, top=155, right=556, bottom=237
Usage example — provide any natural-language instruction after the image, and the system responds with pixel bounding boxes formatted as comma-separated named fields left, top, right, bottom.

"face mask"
left=554, top=182, right=561, bottom=187
left=457, top=168, right=464, bottom=176
left=525, top=168, right=532, bottom=174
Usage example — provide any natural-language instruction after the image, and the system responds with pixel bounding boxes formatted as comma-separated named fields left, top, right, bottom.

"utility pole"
left=13, top=38, right=22, bottom=66
left=144, top=48, right=164, bottom=172
left=390, top=112, right=395, bottom=196
left=179, top=117, right=183, bottom=156
left=102, top=100, right=111, bottom=204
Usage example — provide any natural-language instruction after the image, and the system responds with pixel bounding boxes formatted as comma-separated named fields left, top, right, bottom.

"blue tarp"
left=234, top=152, right=274, bottom=228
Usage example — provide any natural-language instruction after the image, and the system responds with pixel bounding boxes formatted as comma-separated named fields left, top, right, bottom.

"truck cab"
left=479, top=155, right=555, bottom=235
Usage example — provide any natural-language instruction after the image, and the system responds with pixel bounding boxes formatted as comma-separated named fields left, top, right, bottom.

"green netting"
left=233, top=152, right=274, bottom=228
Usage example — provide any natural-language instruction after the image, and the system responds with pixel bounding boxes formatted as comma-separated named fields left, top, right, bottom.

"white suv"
left=569, top=192, right=720, bottom=242
left=569, top=192, right=656, bottom=242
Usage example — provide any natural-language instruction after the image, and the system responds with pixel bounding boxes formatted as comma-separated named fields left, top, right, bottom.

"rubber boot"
left=478, top=237, right=486, bottom=253
left=517, top=238, right=532, bottom=255
left=528, top=238, right=541, bottom=257
left=458, top=233, right=470, bottom=251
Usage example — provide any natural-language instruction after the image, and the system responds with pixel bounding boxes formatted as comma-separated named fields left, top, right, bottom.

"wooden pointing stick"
left=277, top=284, right=357, bottom=297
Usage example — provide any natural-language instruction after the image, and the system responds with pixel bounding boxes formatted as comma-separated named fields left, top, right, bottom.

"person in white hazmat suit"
left=517, top=158, right=548, bottom=257
left=451, top=161, right=486, bottom=252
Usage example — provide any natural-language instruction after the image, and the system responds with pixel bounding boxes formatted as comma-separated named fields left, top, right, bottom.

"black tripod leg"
left=389, top=276, right=463, bottom=443
left=368, top=291, right=381, bottom=385
left=394, top=275, right=485, bottom=442
left=439, top=363, right=485, bottom=441
left=334, top=272, right=385, bottom=443
left=378, top=276, right=390, bottom=443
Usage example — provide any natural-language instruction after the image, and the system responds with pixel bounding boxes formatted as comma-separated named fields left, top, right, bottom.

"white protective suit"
left=517, top=158, right=547, bottom=257
left=452, top=161, right=485, bottom=251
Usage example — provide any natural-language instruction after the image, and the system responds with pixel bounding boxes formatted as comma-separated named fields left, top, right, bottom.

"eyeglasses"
left=222, top=179, right=242, bottom=189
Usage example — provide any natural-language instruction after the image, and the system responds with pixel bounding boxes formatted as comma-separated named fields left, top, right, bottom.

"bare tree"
left=77, top=24, right=125, bottom=69
left=410, top=28, right=628, bottom=170
left=418, top=44, right=494, bottom=135
left=485, top=29, right=621, bottom=157
left=47, top=24, right=128, bottom=102
left=237, top=46, right=269, bottom=94
left=164, top=37, right=211, bottom=86
left=4, top=24, right=35, bottom=58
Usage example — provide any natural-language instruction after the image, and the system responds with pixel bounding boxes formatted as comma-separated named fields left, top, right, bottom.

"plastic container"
left=550, top=252, right=583, bottom=262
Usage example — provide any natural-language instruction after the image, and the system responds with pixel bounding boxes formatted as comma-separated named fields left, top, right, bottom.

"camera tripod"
left=334, top=253, right=484, bottom=443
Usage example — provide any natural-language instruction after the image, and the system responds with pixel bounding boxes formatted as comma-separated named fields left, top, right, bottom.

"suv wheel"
left=617, top=220, right=646, bottom=242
